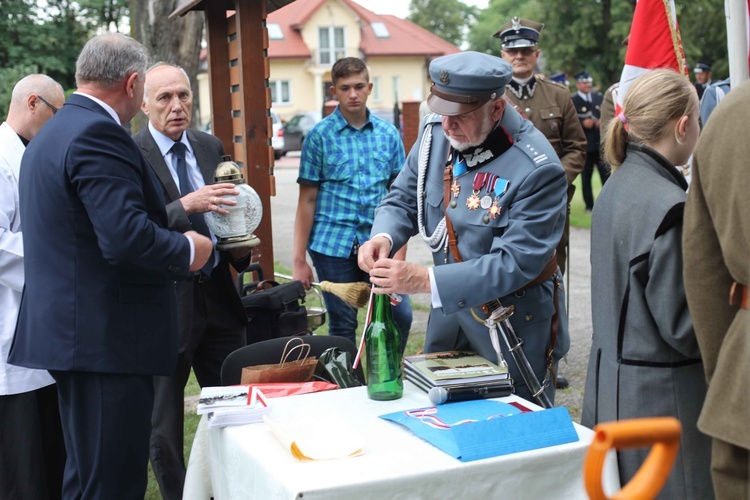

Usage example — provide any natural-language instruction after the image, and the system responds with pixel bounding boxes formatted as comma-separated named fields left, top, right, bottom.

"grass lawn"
left=569, top=170, right=605, bottom=229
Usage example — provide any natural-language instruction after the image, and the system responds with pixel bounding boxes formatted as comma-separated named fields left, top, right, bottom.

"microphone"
left=428, top=384, right=513, bottom=405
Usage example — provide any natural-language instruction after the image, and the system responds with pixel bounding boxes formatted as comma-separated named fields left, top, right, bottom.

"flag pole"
left=726, top=0, right=750, bottom=88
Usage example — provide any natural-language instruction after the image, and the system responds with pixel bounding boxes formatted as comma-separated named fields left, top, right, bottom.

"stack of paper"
left=197, top=385, right=271, bottom=428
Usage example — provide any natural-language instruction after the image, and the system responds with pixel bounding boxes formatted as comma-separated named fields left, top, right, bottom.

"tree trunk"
left=130, top=0, right=203, bottom=133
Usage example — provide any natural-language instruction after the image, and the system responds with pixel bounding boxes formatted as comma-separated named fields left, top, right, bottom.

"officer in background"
left=571, top=71, right=609, bottom=212
left=693, top=61, right=712, bottom=100
left=495, top=17, right=586, bottom=277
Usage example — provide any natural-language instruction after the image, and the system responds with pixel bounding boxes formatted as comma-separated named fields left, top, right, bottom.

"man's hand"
left=181, top=183, right=239, bottom=216
left=368, top=258, right=430, bottom=295
left=582, top=117, right=596, bottom=129
left=185, top=230, right=213, bottom=271
left=292, top=260, right=315, bottom=290
left=357, top=236, right=392, bottom=273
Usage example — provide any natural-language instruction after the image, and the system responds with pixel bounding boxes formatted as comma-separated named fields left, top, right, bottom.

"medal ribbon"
left=473, top=172, right=488, bottom=192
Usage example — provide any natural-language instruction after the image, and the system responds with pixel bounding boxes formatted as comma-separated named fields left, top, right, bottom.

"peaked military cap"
left=493, top=17, right=545, bottom=49
left=575, top=71, right=593, bottom=83
left=550, top=71, right=568, bottom=85
left=427, top=51, right=513, bottom=116
left=694, top=61, right=712, bottom=73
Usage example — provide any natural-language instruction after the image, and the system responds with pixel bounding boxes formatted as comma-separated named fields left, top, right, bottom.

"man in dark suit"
left=8, top=34, right=213, bottom=499
left=134, top=63, right=251, bottom=500
left=571, top=71, right=609, bottom=212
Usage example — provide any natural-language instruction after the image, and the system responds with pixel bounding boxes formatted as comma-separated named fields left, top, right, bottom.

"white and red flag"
left=616, top=0, right=687, bottom=111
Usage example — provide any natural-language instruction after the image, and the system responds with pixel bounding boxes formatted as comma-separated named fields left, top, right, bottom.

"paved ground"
left=269, top=152, right=592, bottom=421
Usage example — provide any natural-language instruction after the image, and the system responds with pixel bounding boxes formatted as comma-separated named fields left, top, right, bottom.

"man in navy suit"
left=9, top=34, right=212, bottom=499
left=134, top=63, right=251, bottom=500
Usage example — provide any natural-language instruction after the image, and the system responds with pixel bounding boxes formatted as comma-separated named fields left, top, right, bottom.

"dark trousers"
left=50, top=370, right=153, bottom=500
left=150, top=278, right=247, bottom=500
left=581, top=149, right=610, bottom=210
left=309, top=250, right=413, bottom=352
left=0, top=383, right=65, bottom=499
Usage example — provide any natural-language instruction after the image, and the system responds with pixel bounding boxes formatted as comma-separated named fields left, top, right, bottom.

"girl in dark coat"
left=582, top=69, right=712, bottom=499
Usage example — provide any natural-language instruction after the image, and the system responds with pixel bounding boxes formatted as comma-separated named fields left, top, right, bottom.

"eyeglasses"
left=503, top=47, right=537, bottom=57
left=37, top=96, right=59, bottom=115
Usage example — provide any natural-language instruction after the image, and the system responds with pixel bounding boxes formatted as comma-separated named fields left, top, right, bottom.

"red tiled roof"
left=266, top=0, right=459, bottom=60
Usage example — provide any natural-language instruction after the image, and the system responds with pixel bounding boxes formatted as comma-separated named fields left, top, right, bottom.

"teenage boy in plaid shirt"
left=293, top=57, right=412, bottom=349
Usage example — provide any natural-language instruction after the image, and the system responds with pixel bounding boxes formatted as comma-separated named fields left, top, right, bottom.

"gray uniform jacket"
left=371, top=105, right=569, bottom=401
left=582, top=145, right=712, bottom=499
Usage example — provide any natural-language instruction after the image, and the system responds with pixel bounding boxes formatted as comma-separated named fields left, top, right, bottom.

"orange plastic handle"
left=584, top=417, right=682, bottom=500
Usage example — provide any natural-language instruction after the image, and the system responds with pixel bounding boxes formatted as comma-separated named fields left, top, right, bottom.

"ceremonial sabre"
left=475, top=304, right=553, bottom=409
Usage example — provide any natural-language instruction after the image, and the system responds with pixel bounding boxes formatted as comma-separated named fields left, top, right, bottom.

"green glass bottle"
left=365, top=292, right=403, bottom=400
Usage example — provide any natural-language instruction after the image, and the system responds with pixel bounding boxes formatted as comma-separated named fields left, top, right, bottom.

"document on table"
left=264, top=413, right=364, bottom=461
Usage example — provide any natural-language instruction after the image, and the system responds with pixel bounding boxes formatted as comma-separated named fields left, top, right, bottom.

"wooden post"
left=401, top=99, right=421, bottom=155
left=230, top=0, right=275, bottom=276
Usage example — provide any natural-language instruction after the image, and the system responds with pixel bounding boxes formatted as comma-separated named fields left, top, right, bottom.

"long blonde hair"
left=605, top=69, right=695, bottom=170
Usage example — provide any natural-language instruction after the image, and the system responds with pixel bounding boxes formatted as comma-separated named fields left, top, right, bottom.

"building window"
left=319, top=27, right=345, bottom=65
left=371, top=22, right=389, bottom=38
left=270, top=80, right=291, bottom=105
left=392, top=76, right=401, bottom=103
left=267, top=23, right=283, bottom=40
left=372, top=76, right=381, bottom=102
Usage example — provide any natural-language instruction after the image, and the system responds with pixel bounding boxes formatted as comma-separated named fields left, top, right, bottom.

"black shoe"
left=555, top=375, right=570, bottom=389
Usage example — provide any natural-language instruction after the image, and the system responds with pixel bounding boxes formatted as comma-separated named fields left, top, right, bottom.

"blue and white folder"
left=380, top=400, right=578, bottom=462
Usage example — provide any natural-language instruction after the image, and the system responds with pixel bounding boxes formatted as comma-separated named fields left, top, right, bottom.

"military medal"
left=487, top=201, right=501, bottom=219
left=466, top=173, right=487, bottom=210
left=466, top=193, right=481, bottom=210
left=480, top=174, right=498, bottom=209
left=451, top=178, right=460, bottom=198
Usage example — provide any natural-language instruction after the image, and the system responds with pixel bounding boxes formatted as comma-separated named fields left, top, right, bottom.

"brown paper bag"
left=241, top=338, right=318, bottom=384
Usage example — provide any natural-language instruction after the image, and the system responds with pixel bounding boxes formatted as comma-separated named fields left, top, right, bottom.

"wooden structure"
left=170, top=0, right=295, bottom=275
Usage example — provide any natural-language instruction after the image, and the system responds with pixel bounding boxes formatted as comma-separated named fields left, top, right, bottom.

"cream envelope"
left=264, top=414, right=364, bottom=460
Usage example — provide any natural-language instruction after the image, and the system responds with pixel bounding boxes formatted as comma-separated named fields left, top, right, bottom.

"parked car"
left=271, top=109, right=285, bottom=160
left=282, top=111, right=321, bottom=154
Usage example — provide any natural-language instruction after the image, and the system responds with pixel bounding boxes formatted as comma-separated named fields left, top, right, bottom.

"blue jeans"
left=309, top=250, right=412, bottom=352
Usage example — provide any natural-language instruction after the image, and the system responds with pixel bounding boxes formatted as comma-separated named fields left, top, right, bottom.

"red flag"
left=617, top=0, right=687, bottom=110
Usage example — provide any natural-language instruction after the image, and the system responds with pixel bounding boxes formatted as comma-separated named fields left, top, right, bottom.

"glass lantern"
left=204, top=156, right=263, bottom=251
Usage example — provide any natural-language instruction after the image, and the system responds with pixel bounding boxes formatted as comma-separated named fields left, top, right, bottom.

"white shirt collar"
left=73, top=91, right=120, bottom=124
left=148, top=121, right=193, bottom=158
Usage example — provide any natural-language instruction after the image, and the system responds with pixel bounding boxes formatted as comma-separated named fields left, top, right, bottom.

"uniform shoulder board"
left=515, top=138, right=552, bottom=166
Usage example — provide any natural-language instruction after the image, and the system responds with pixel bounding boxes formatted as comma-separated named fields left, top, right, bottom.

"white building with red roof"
left=265, top=0, right=459, bottom=119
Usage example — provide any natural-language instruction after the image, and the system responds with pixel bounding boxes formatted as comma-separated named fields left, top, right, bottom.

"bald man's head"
left=7, top=74, right=65, bottom=141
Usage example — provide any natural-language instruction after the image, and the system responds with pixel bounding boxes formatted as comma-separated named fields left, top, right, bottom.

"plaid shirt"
left=298, top=107, right=405, bottom=258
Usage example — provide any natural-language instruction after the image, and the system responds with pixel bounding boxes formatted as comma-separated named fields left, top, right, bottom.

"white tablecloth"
left=184, top=382, right=620, bottom=499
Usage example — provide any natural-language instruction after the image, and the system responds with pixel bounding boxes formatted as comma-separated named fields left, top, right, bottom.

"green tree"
left=130, top=0, right=204, bottom=132
left=407, top=0, right=476, bottom=47
left=470, top=0, right=728, bottom=90
left=677, top=1, right=728, bottom=79
left=0, top=64, right=39, bottom=122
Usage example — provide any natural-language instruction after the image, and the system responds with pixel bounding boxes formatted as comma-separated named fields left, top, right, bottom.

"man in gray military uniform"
left=358, top=51, right=569, bottom=403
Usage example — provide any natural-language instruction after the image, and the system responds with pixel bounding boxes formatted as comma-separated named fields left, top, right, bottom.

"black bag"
left=314, top=347, right=363, bottom=388
left=242, top=280, right=308, bottom=343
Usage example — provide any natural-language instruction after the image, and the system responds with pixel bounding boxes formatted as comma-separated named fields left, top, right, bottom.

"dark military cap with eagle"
left=493, top=17, right=545, bottom=49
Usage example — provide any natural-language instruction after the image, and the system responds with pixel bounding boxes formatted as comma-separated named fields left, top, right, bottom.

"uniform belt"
left=729, top=282, right=750, bottom=309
